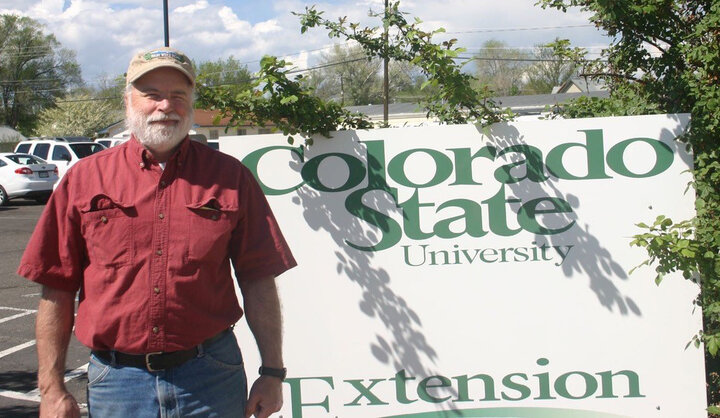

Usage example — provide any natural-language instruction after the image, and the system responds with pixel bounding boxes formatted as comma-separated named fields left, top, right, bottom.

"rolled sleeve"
left=230, top=166, right=296, bottom=282
left=17, top=173, right=84, bottom=292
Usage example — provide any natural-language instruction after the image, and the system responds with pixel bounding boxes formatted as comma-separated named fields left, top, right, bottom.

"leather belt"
left=92, top=328, right=231, bottom=372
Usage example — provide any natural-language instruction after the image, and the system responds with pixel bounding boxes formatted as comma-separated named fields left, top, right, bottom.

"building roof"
left=193, top=109, right=234, bottom=127
left=345, top=91, right=610, bottom=118
left=553, top=77, right=608, bottom=94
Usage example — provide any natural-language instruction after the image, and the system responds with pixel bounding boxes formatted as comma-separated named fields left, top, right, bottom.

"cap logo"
left=143, top=50, right=187, bottom=64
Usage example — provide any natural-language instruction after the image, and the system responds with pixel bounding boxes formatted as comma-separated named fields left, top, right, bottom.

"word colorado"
left=243, top=130, right=674, bottom=252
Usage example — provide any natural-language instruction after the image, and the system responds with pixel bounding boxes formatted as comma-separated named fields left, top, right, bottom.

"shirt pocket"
left=185, top=197, right=236, bottom=263
left=80, top=194, right=135, bottom=267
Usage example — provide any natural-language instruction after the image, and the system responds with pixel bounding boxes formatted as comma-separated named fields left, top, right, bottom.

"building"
left=345, top=91, right=610, bottom=126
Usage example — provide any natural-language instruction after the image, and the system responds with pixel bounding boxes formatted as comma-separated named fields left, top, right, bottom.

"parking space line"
left=25, top=363, right=88, bottom=399
left=0, top=310, right=35, bottom=324
left=0, top=340, right=36, bottom=359
left=0, top=306, right=36, bottom=313
left=0, top=388, right=40, bottom=402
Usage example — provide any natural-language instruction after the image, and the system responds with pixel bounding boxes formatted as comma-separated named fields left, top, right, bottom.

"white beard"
left=126, top=104, right=193, bottom=152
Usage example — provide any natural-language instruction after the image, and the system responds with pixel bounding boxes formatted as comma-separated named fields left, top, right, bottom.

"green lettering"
left=596, top=370, right=646, bottom=398
left=301, top=153, right=365, bottom=192
left=453, top=374, right=500, bottom=402
left=389, top=369, right=418, bottom=404
left=345, top=188, right=402, bottom=252
left=501, top=373, right=531, bottom=401
left=448, top=146, right=496, bottom=185
left=434, top=199, right=488, bottom=239
left=482, top=186, right=522, bottom=237
left=554, top=371, right=598, bottom=399
left=344, top=379, right=389, bottom=406
left=242, top=145, right=305, bottom=195
left=494, top=144, right=548, bottom=184
left=285, top=376, right=334, bottom=418
left=606, top=137, right=674, bottom=178
left=517, top=197, right=575, bottom=235
left=388, top=148, right=453, bottom=188
left=546, top=129, right=612, bottom=180
left=417, top=376, right=452, bottom=403
left=533, top=358, right=556, bottom=400
left=399, top=189, right=435, bottom=240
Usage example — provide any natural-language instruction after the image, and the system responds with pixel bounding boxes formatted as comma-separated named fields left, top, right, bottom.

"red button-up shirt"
left=18, top=136, right=296, bottom=353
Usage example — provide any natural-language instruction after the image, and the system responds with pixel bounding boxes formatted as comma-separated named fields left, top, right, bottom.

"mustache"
left=146, top=113, right=181, bottom=123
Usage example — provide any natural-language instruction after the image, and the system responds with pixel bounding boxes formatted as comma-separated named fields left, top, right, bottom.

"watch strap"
left=259, top=366, right=287, bottom=380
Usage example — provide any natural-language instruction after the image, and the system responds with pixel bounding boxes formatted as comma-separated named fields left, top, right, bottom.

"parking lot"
left=0, top=201, right=89, bottom=416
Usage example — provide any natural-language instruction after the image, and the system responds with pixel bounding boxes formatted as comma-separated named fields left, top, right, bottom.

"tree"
left=473, top=39, right=531, bottom=96
left=195, top=56, right=253, bottom=106
left=89, top=73, right=126, bottom=111
left=303, top=44, right=424, bottom=105
left=199, top=2, right=511, bottom=145
left=296, top=2, right=512, bottom=125
left=0, top=14, right=81, bottom=133
left=524, top=40, right=577, bottom=94
left=305, top=44, right=383, bottom=105
left=34, top=93, right=117, bottom=137
left=537, top=0, right=720, bottom=405
left=196, top=55, right=373, bottom=145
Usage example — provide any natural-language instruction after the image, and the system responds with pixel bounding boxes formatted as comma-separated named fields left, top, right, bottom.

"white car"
left=0, top=153, right=59, bottom=206
left=14, top=138, right=106, bottom=180
left=95, top=137, right=129, bottom=148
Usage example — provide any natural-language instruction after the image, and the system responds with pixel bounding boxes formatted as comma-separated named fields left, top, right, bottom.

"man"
left=17, top=47, right=296, bottom=418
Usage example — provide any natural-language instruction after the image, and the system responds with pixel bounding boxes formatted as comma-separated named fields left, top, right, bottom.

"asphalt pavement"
left=0, top=200, right=89, bottom=417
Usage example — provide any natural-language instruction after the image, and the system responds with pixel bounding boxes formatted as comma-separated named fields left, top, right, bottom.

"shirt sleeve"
left=16, top=172, right=85, bottom=292
left=229, top=165, right=297, bottom=282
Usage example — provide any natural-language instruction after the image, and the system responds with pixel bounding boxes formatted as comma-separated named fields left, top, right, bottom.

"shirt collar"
left=128, top=134, right=190, bottom=169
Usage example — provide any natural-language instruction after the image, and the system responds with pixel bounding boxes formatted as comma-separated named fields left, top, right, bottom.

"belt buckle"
left=145, top=352, right=164, bottom=372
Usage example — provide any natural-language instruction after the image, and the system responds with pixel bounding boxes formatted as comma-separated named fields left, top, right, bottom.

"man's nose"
left=156, top=98, right=173, bottom=112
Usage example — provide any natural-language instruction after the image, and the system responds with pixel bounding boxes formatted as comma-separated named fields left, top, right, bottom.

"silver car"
left=0, top=153, right=59, bottom=205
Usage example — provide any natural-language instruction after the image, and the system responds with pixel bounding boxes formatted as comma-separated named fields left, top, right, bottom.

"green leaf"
left=655, top=274, right=664, bottom=286
left=280, top=95, right=299, bottom=104
left=708, top=405, right=720, bottom=414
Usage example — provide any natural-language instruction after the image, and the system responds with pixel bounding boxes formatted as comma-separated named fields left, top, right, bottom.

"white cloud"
left=253, top=19, right=281, bottom=34
left=2, top=0, right=609, bottom=86
left=175, top=0, right=208, bottom=14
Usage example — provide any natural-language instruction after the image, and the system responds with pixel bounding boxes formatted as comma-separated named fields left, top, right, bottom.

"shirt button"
left=139, top=162, right=145, bottom=168
left=152, top=327, right=159, bottom=334
left=100, top=216, right=108, bottom=224
left=158, top=213, right=165, bottom=219
left=153, top=287, right=160, bottom=294
left=156, top=249, right=163, bottom=256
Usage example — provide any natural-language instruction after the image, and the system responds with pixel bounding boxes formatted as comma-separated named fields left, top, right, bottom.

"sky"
left=0, top=0, right=612, bottom=89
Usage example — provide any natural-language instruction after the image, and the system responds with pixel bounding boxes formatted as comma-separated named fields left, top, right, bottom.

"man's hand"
left=36, top=286, right=77, bottom=418
left=39, top=389, right=80, bottom=418
left=244, top=376, right=283, bottom=418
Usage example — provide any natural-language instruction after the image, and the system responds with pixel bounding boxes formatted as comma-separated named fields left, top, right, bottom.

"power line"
left=445, top=24, right=597, bottom=34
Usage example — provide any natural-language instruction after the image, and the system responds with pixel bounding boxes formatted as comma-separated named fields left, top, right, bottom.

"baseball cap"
left=126, top=47, right=195, bottom=86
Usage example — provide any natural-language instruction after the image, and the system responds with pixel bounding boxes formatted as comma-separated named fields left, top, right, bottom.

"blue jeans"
left=87, top=331, right=247, bottom=417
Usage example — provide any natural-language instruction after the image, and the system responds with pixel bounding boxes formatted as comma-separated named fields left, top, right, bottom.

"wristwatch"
left=259, top=366, right=287, bottom=380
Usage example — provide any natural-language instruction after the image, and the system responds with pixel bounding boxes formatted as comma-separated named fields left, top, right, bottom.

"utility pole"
left=163, top=0, right=170, bottom=47
left=383, top=0, right=389, bottom=126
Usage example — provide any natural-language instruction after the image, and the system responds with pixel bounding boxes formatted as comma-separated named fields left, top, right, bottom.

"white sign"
left=225, top=114, right=705, bottom=418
